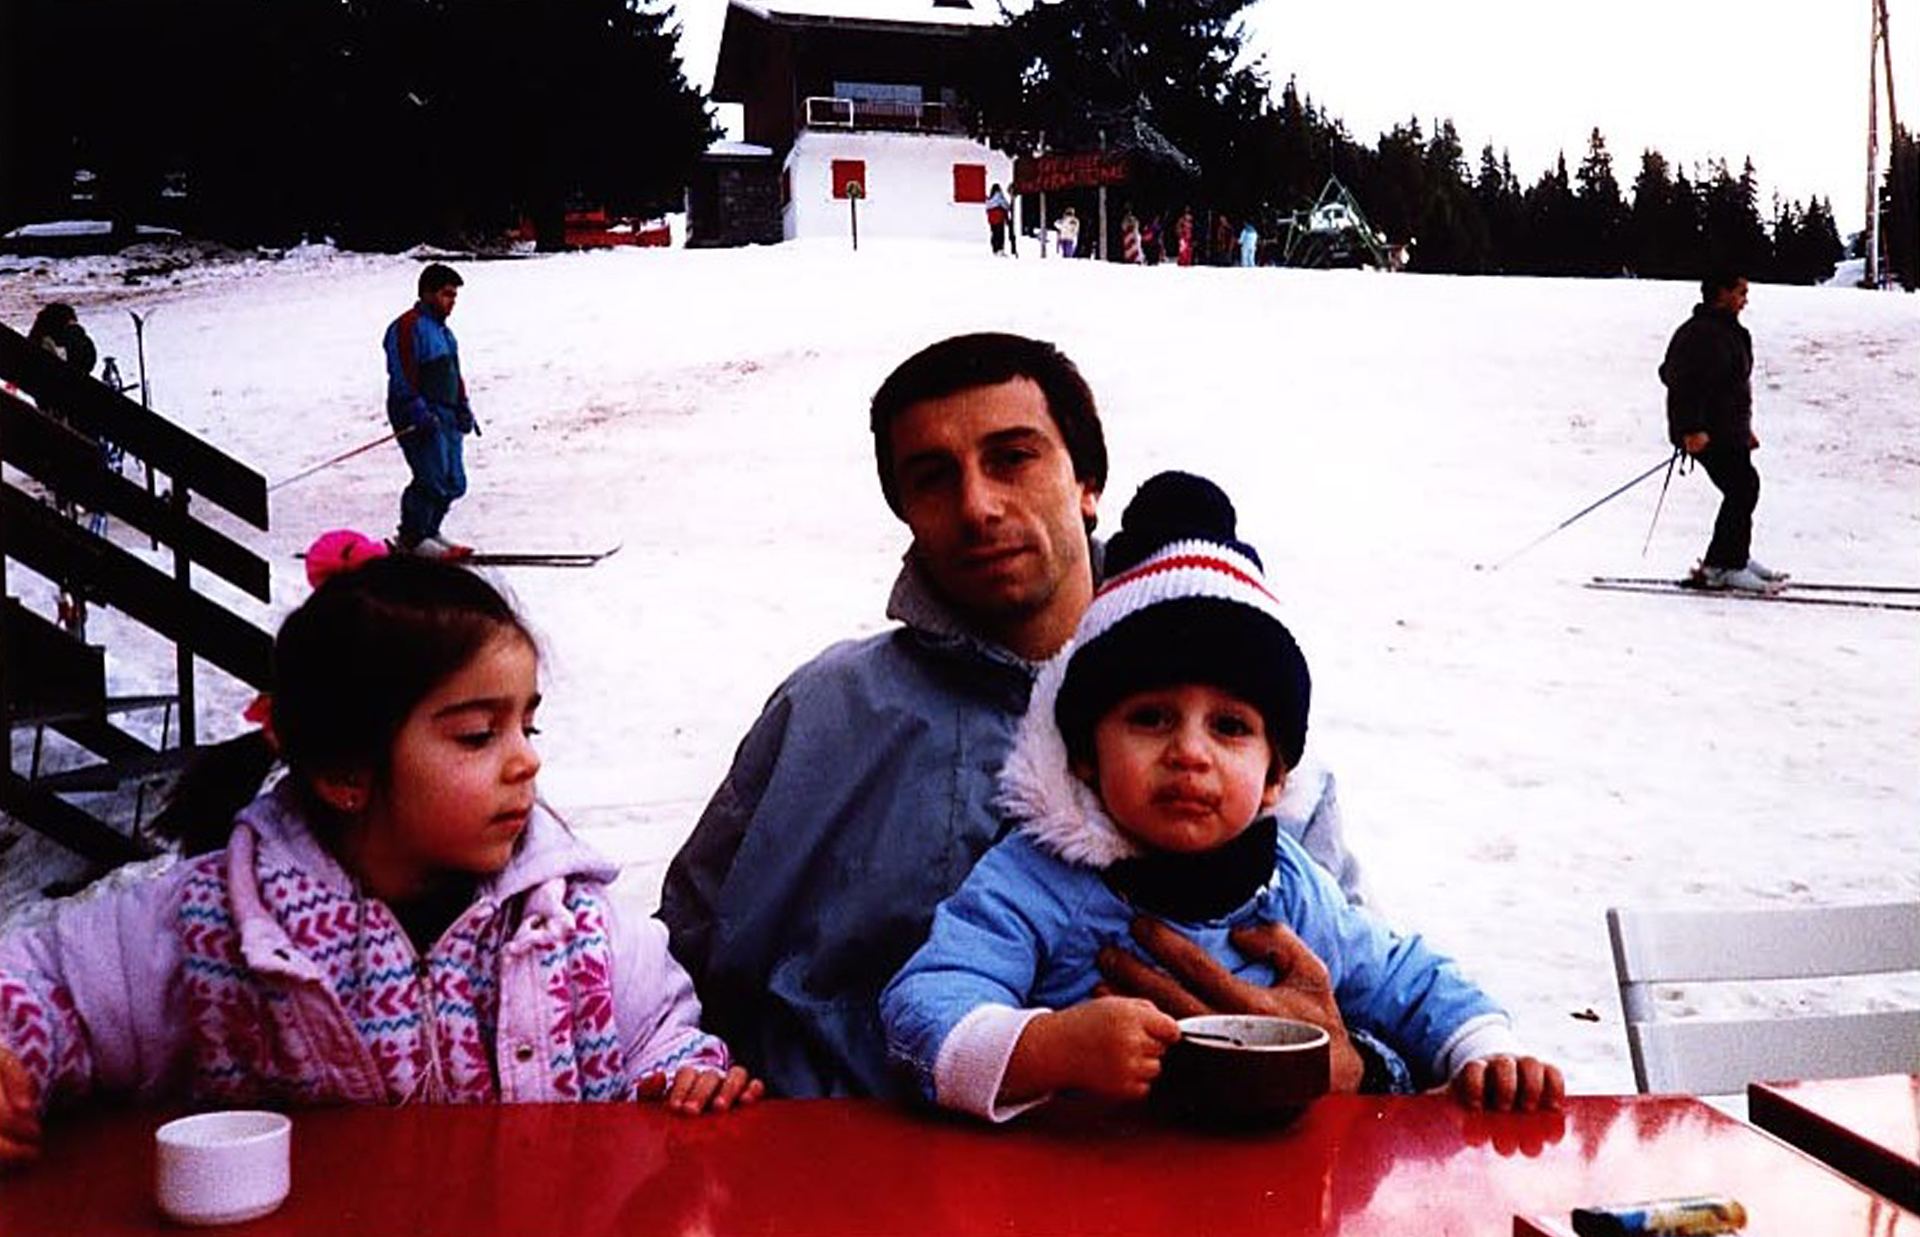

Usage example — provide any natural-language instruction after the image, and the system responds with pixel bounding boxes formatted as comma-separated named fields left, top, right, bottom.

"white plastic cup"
left=154, top=1110, right=292, bottom=1226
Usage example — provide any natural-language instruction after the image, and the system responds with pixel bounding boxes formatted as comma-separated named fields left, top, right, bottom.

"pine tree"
left=1881, top=125, right=1919, bottom=290
left=1523, top=153, right=1577, bottom=274
left=1475, top=146, right=1523, bottom=272
left=971, top=0, right=1268, bottom=216
left=1415, top=119, right=1487, bottom=272
left=1571, top=128, right=1626, bottom=275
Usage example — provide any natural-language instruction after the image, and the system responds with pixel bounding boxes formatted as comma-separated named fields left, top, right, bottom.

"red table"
left=5, top=1095, right=1915, bottom=1237
left=1749, top=1074, right=1920, bottom=1214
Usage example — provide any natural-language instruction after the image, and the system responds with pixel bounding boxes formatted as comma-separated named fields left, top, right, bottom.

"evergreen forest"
left=2, top=0, right=1912, bottom=287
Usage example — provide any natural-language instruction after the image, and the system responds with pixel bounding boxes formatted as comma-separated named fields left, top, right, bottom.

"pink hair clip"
left=304, top=528, right=388, bottom=590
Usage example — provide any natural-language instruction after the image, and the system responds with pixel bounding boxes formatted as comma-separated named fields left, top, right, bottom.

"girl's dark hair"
left=152, top=557, right=533, bottom=855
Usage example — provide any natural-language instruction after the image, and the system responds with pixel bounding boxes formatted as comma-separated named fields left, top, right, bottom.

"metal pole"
left=173, top=483, right=195, bottom=751
left=268, top=426, right=412, bottom=493
left=131, top=310, right=156, bottom=546
left=1867, top=0, right=1883, bottom=288
left=1479, top=453, right=1681, bottom=571
left=1640, top=447, right=1683, bottom=556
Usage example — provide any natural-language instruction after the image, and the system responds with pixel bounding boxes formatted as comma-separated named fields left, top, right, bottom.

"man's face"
left=427, top=284, right=459, bottom=318
left=888, top=377, right=1099, bottom=659
left=1714, top=278, right=1749, bottom=316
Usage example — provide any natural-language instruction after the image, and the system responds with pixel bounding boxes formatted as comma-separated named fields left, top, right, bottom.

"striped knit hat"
left=1055, top=471, right=1310, bottom=770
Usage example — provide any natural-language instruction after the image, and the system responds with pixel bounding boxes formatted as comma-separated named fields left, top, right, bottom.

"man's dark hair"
left=419, top=262, right=464, bottom=299
left=1700, top=268, right=1745, bottom=303
left=868, top=332, right=1107, bottom=517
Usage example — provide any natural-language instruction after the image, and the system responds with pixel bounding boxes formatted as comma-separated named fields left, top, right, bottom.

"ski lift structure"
left=1279, top=177, right=1393, bottom=269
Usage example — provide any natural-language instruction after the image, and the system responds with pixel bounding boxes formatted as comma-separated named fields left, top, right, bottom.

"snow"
left=3, top=239, right=1917, bottom=1097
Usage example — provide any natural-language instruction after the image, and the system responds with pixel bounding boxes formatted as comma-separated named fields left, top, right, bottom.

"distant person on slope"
left=1054, top=207, right=1080, bottom=259
left=1659, top=269, right=1783, bottom=593
left=985, top=184, right=1016, bottom=257
left=27, top=303, right=96, bottom=377
left=385, top=262, right=478, bottom=559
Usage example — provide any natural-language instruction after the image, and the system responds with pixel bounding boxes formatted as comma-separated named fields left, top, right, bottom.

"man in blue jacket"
left=658, top=332, right=1378, bottom=1099
left=384, top=263, right=478, bottom=559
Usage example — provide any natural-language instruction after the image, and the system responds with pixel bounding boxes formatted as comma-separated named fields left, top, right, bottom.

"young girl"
left=880, top=472, right=1562, bottom=1121
left=0, top=544, right=758, bottom=1164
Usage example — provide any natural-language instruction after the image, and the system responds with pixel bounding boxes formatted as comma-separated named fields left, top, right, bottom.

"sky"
left=671, top=0, right=1915, bottom=234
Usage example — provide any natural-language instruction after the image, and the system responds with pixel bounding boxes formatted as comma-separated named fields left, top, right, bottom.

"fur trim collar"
left=994, top=651, right=1143, bottom=868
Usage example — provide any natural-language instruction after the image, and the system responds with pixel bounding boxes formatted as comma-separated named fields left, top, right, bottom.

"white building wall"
left=782, top=130, right=1014, bottom=244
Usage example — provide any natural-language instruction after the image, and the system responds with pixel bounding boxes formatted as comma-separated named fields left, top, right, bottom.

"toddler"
left=881, top=472, right=1562, bottom=1121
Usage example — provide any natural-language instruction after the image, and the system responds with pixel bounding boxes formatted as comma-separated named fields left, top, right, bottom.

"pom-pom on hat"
left=304, top=528, right=389, bottom=590
left=1054, top=471, right=1310, bottom=771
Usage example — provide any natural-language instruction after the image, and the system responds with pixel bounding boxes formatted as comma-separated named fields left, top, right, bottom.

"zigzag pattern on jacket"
left=177, top=853, right=633, bottom=1104
left=0, top=973, right=87, bottom=1104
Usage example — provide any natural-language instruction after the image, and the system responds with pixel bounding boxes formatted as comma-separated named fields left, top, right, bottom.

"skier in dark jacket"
left=384, top=263, right=477, bottom=559
left=1660, top=270, right=1783, bottom=592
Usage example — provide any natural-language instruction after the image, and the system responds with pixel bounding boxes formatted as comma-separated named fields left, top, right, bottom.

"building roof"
left=725, top=0, right=999, bottom=30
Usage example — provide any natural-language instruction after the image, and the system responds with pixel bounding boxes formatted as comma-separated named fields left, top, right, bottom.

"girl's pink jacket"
left=0, top=781, right=729, bottom=1110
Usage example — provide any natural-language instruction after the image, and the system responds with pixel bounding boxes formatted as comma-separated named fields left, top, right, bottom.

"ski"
left=1591, top=575, right=1920, bottom=596
left=294, top=544, right=621, bottom=569
left=461, top=546, right=621, bottom=568
left=1585, top=578, right=1920, bottom=612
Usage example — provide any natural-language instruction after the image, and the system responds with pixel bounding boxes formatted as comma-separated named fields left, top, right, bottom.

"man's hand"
left=0, top=1048, right=42, bottom=1167
left=1681, top=431, right=1710, bottom=455
left=1002, top=996, right=1180, bottom=1103
left=1096, top=918, right=1364, bottom=1092
left=1449, top=1054, right=1564, bottom=1112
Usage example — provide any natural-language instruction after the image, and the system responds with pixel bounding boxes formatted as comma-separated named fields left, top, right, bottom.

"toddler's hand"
left=640, top=1065, right=764, bottom=1116
left=0, top=1047, right=42, bottom=1166
left=1450, top=1054, right=1564, bottom=1112
left=1017, top=996, right=1181, bottom=1102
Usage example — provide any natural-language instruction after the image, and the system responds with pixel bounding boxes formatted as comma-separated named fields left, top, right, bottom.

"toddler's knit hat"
left=1054, top=471, right=1310, bottom=770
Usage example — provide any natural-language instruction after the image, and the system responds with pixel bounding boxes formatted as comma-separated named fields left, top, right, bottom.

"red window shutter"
left=831, top=160, right=867, bottom=199
left=953, top=163, right=987, bottom=203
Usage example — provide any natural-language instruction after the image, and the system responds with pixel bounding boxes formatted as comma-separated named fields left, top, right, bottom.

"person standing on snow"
left=985, top=184, right=1016, bottom=257
left=1659, top=269, right=1783, bottom=592
left=384, top=263, right=478, bottom=559
left=1054, top=207, right=1080, bottom=259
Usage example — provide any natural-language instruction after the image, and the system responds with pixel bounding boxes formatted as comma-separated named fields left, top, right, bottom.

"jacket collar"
left=884, top=537, right=1108, bottom=673
left=231, top=778, right=617, bottom=908
left=994, top=653, right=1143, bottom=869
left=885, top=555, right=1043, bottom=674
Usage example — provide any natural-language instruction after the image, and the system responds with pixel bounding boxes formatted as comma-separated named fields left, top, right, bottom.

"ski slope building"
left=689, top=0, right=1014, bottom=247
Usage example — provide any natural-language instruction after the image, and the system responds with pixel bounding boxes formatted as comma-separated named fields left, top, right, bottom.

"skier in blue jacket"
left=881, top=472, right=1563, bottom=1121
left=384, top=262, right=477, bottom=558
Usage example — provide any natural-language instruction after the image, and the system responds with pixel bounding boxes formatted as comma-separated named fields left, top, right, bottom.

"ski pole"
left=131, top=309, right=157, bottom=547
left=269, top=425, right=412, bottom=493
left=1639, top=446, right=1683, bottom=557
left=1478, top=452, right=1681, bottom=571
